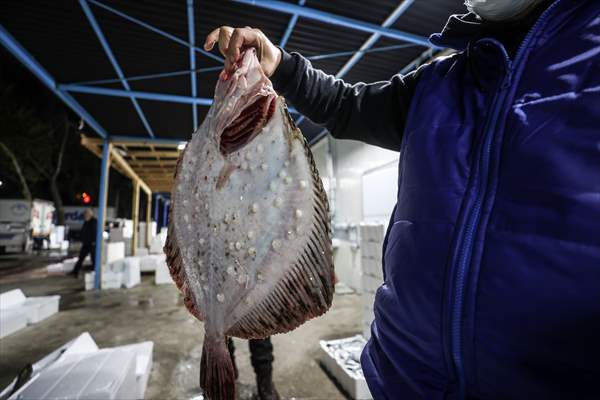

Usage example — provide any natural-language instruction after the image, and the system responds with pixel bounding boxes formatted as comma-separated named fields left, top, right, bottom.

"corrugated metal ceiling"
left=0, top=0, right=466, bottom=142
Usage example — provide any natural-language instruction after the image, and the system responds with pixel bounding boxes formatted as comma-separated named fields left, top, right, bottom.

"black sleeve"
left=270, top=48, right=422, bottom=152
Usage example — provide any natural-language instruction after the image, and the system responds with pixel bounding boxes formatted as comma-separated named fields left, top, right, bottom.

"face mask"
left=465, top=0, right=544, bottom=21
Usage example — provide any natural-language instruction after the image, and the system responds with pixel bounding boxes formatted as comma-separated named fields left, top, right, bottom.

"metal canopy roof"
left=80, top=135, right=182, bottom=193
left=0, top=0, right=465, bottom=145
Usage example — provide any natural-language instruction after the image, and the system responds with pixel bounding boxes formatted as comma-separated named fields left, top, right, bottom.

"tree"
left=0, top=85, right=72, bottom=224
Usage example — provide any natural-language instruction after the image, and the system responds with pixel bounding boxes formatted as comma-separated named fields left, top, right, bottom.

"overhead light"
left=177, top=142, right=187, bottom=150
left=0, top=180, right=3, bottom=187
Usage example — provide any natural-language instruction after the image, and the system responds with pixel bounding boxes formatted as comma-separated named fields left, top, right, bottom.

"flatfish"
left=164, top=48, right=334, bottom=400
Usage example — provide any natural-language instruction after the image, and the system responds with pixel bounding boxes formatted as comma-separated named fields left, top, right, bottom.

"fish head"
left=212, top=48, right=278, bottom=156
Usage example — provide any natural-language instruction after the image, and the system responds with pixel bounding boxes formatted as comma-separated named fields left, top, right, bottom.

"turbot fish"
left=164, top=49, right=334, bottom=400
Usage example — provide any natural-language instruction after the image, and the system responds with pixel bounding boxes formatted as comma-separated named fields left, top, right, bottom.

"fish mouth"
left=219, top=94, right=276, bottom=155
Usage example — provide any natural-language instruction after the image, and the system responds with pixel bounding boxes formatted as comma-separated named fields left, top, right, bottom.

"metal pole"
left=94, top=140, right=112, bottom=289
left=80, top=0, right=154, bottom=138
left=153, top=194, right=160, bottom=229
left=162, top=200, right=170, bottom=229
left=187, top=0, right=198, bottom=131
left=146, top=191, right=152, bottom=247
left=131, top=182, right=140, bottom=256
left=233, top=0, right=432, bottom=47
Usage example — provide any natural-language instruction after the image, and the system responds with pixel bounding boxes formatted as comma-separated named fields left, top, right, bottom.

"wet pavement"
left=0, top=255, right=361, bottom=399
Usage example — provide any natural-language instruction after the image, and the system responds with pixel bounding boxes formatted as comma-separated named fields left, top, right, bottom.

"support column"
left=146, top=190, right=152, bottom=247
left=162, top=200, right=170, bottom=229
left=131, top=181, right=140, bottom=256
left=94, top=139, right=112, bottom=290
left=153, top=194, right=160, bottom=229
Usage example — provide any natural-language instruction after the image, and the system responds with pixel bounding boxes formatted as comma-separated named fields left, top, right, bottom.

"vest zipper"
left=449, top=1, right=563, bottom=398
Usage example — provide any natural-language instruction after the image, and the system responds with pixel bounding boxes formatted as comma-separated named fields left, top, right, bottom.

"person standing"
left=71, top=208, right=97, bottom=278
left=205, top=0, right=600, bottom=398
left=227, top=337, right=278, bottom=400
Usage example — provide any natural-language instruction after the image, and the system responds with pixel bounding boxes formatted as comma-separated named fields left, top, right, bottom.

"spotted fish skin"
left=164, top=49, right=334, bottom=400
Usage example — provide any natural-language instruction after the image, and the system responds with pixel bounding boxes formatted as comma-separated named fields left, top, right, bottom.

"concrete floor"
left=0, top=254, right=361, bottom=399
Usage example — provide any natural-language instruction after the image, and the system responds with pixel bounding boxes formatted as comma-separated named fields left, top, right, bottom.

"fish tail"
left=200, top=335, right=236, bottom=400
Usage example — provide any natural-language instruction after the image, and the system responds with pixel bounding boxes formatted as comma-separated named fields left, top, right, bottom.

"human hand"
left=204, top=26, right=282, bottom=79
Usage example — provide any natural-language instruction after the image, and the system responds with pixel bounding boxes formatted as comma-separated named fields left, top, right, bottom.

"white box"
left=362, top=274, right=382, bottom=294
left=0, top=289, right=26, bottom=309
left=122, top=257, right=141, bottom=288
left=22, top=296, right=60, bottom=324
left=84, top=272, right=95, bottom=291
left=0, top=309, right=28, bottom=338
left=155, top=259, right=173, bottom=285
left=140, top=254, right=165, bottom=272
left=135, top=247, right=149, bottom=256
left=105, top=241, right=125, bottom=264
left=113, top=341, right=154, bottom=399
left=149, top=231, right=166, bottom=254
left=319, top=336, right=372, bottom=399
left=15, top=349, right=137, bottom=400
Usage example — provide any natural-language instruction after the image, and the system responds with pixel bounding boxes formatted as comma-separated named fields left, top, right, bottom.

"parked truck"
left=0, top=199, right=55, bottom=253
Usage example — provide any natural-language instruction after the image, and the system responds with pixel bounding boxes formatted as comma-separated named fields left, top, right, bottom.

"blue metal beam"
left=88, top=0, right=224, bottom=63
left=234, top=0, right=433, bottom=47
left=70, top=66, right=223, bottom=87
left=0, top=24, right=108, bottom=138
left=336, top=0, right=415, bottom=79
left=296, top=1, right=417, bottom=127
left=307, top=43, right=415, bottom=61
left=153, top=193, right=160, bottom=226
left=399, top=48, right=435, bottom=75
left=187, top=0, right=198, bottom=131
left=80, top=0, right=154, bottom=138
left=279, top=0, right=305, bottom=48
left=59, top=84, right=213, bottom=105
left=59, top=84, right=300, bottom=113
left=94, top=139, right=111, bottom=289
left=162, top=200, right=170, bottom=228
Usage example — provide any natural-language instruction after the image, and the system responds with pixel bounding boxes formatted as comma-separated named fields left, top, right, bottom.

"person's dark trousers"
left=227, top=337, right=279, bottom=400
left=72, top=243, right=95, bottom=277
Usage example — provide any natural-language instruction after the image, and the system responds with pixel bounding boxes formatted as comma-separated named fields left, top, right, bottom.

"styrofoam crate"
left=135, top=247, right=149, bottom=256
left=113, top=341, right=154, bottom=399
left=122, top=257, right=141, bottom=288
left=22, top=296, right=60, bottom=324
left=155, top=259, right=173, bottom=285
left=320, top=336, right=372, bottom=399
left=362, top=274, right=382, bottom=294
left=84, top=272, right=95, bottom=291
left=149, top=232, right=166, bottom=254
left=0, top=289, right=26, bottom=309
left=15, top=349, right=137, bottom=400
left=361, top=257, right=383, bottom=280
left=0, top=309, right=28, bottom=338
left=105, top=241, right=125, bottom=265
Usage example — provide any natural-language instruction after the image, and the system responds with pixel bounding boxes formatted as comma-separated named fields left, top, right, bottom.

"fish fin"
left=164, top=198, right=204, bottom=321
left=200, top=336, right=236, bottom=400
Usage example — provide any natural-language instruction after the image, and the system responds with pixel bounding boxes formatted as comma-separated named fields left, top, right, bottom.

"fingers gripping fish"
left=164, top=49, right=334, bottom=400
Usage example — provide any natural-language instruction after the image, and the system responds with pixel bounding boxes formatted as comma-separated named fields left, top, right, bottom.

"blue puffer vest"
left=360, top=1, right=600, bottom=399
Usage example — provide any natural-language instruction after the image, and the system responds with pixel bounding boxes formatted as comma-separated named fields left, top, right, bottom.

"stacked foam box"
left=1, top=332, right=154, bottom=400
left=359, top=223, right=386, bottom=340
left=149, top=231, right=167, bottom=254
left=122, top=256, right=141, bottom=288
left=0, top=289, right=60, bottom=338
left=104, top=241, right=125, bottom=265
left=154, top=254, right=173, bottom=285
left=319, top=336, right=372, bottom=399
left=85, top=256, right=141, bottom=290
left=139, top=254, right=164, bottom=273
